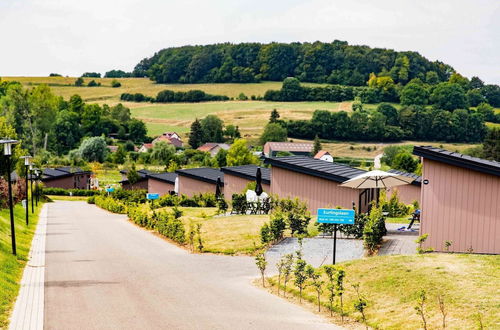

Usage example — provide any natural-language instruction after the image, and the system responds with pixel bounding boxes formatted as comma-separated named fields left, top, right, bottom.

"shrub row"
left=42, top=187, right=99, bottom=196
left=94, top=195, right=127, bottom=214
left=157, top=193, right=217, bottom=208
left=128, top=207, right=186, bottom=244
left=120, top=89, right=229, bottom=104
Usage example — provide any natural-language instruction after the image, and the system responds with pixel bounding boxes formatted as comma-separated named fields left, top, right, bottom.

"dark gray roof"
left=148, top=172, right=177, bottom=184
left=176, top=168, right=223, bottom=184
left=221, top=165, right=271, bottom=184
left=42, top=167, right=90, bottom=180
left=264, top=156, right=366, bottom=183
left=413, top=146, right=500, bottom=177
left=388, top=169, right=422, bottom=186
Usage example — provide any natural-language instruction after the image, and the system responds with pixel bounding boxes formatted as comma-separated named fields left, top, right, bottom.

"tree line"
left=264, top=76, right=500, bottom=110
left=120, top=89, right=229, bottom=103
left=133, top=41, right=457, bottom=85
left=0, top=80, right=148, bottom=157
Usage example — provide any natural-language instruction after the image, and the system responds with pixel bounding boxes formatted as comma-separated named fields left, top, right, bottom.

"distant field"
left=1, top=76, right=324, bottom=103
left=131, top=100, right=353, bottom=138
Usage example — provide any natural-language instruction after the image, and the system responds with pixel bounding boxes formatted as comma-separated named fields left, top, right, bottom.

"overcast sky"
left=1, top=0, right=499, bottom=84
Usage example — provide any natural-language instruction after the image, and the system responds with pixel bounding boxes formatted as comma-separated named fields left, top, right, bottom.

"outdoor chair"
left=407, top=209, right=421, bottom=229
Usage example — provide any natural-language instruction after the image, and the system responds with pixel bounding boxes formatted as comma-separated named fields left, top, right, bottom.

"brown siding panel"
left=148, top=179, right=175, bottom=196
left=122, top=180, right=148, bottom=191
left=223, top=173, right=270, bottom=198
left=270, top=167, right=359, bottom=214
left=387, top=185, right=421, bottom=205
left=178, top=176, right=220, bottom=197
left=421, top=159, right=500, bottom=254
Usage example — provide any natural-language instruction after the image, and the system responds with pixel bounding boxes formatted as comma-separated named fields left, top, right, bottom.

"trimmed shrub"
left=231, top=193, right=247, bottom=214
left=94, top=196, right=127, bottom=214
left=42, top=187, right=99, bottom=196
left=363, top=204, right=387, bottom=254
left=156, top=211, right=186, bottom=244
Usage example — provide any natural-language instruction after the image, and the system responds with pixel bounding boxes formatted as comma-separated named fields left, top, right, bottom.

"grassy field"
left=265, top=253, right=499, bottom=329
left=1, top=77, right=321, bottom=103
left=0, top=202, right=44, bottom=328
left=131, top=100, right=352, bottom=138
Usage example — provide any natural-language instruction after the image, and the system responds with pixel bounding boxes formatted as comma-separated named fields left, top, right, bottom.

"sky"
left=1, top=0, right=499, bottom=84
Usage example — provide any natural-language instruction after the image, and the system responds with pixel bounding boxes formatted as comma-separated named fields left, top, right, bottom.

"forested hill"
left=133, top=41, right=456, bottom=85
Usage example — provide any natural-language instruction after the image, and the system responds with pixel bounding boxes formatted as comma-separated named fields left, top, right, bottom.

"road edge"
left=8, top=204, right=48, bottom=330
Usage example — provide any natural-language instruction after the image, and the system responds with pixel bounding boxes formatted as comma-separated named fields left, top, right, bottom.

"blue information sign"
left=317, top=209, right=355, bottom=225
left=105, top=187, right=115, bottom=193
left=146, top=193, right=160, bottom=200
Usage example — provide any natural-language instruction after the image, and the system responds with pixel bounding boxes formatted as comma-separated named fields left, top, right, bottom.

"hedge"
left=42, top=187, right=99, bottom=196
left=128, top=207, right=186, bottom=244
left=94, top=196, right=127, bottom=214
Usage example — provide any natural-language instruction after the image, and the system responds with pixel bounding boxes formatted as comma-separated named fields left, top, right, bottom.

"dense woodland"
left=133, top=41, right=456, bottom=86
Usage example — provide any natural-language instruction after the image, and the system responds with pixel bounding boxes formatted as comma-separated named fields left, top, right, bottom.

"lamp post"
left=33, top=168, right=41, bottom=206
left=20, top=155, right=32, bottom=225
left=30, top=165, right=34, bottom=213
left=1, top=139, right=19, bottom=255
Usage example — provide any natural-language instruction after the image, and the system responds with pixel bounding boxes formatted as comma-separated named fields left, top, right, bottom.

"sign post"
left=317, top=208, right=355, bottom=264
left=146, top=193, right=160, bottom=208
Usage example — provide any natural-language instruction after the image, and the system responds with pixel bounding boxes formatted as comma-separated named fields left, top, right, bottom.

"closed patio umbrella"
left=215, top=177, right=222, bottom=198
left=255, top=167, right=263, bottom=196
left=340, top=170, right=414, bottom=189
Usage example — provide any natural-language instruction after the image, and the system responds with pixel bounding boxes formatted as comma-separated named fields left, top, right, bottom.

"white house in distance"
left=197, top=143, right=231, bottom=157
left=314, top=150, right=333, bottom=162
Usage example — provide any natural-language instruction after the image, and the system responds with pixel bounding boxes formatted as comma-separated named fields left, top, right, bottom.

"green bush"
left=110, top=189, right=147, bottom=204
left=383, top=189, right=410, bottom=217
left=94, top=196, right=127, bottom=214
left=87, top=196, right=95, bottom=204
left=231, top=193, right=247, bottom=214
left=42, top=187, right=99, bottom=196
left=363, top=204, right=387, bottom=254
left=156, top=211, right=186, bottom=244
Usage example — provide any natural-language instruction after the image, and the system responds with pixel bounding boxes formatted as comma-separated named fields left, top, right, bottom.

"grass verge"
left=263, top=253, right=500, bottom=329
left=0, top=202, right=44, bottom=328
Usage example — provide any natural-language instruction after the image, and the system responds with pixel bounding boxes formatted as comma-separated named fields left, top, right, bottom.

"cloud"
left=0, top=0, right=498, bottom=83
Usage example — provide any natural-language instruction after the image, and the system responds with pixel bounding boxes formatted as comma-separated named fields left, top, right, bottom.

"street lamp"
left=1, top=139, right=19, bottom=255
left=29, top=164, right=34, bottom=213
left=20, top=155, right=32, bottom=225
left=32, top=168, right=41, bottom=206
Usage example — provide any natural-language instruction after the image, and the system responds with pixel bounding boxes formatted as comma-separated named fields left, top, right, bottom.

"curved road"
left=44, top=202, right=338, bottom=329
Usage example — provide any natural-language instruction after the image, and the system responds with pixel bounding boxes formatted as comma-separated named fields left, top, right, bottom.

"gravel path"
left=44, top=201, right=339, bottom=329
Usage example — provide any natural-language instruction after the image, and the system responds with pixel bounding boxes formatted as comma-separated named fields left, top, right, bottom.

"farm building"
left=386, top=169, right=421, bottom=204
left=176, top=168, right=223, bottom=197
left=264, top=156, right=376, bottom=214
left=263, top=142, right=313, bottom=157
left=413, top=146, right=500, bottom=254
left=197, top=143, right=230, bottom=157
left=138, top=143, right=154, bottom=153
left=220, top=165, right=271, bottom=197
left=41, top=167, right=92, bottom=190
left=147, top=172, right=178, bottom=196
left=314, top=150, right=333, bottom=162
left=152, top=132, right=183, bottom=148
left=119, top=169, right=153, bottom=190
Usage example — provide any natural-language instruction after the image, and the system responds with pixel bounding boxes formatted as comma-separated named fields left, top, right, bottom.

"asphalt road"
left=44, top=201, right=339, bottom=329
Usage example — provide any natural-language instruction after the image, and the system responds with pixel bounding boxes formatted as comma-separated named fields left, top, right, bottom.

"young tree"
left=415, top=290, right=428, bottom=330
left=269, top=109, right=280, bottom=123
left=282, top=253, right=294, bottom=297
left=294, top=259, right=308, bottom=303
left=324, top=265, right=337, bottom=317
left=188, top=119, right=203, bottom=148
left=312, top=135, right=322, bottom=155
left=306, top=265, right=324, bottom=312
left=113, top=145, right=127, bottom=164
left=255, top=253, right=267, bottom=287
left=259, top=123, right=287, bottom=145
left=226, top=139, right=258, bottom=166
left=353, top=283, right=368, bottom=328
left=127, top=164, right=140, bottom=185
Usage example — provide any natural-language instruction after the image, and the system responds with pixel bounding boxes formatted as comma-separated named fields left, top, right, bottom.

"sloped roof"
left=176, top=167, right=223, bottom=184
left=388, top=169, right=422, bottom=186
left=221, top=165, right=271, bottom=184
left=148, top=172, right=177, bottom=184
left=413, top=146, right=500, bottom=177
left=197, top=143, right=230, bottom=152
left=264, top=156, right=366, bottom=183
left=42, top=167, right=90, bottom=181
left=314, top=150, right=331, bottom=159
left=265, top=142, right=313, bottom=153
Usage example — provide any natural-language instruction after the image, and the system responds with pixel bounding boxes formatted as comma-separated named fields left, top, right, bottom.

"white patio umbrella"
left=340, top=170, right=414, bottom=189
